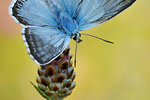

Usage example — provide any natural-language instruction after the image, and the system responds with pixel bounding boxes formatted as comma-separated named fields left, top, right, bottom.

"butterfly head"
left=71, top=33, right=82, bottom=43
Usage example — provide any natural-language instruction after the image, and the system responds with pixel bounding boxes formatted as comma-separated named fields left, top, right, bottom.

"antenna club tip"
left=109, top=42, right=114, bottom=44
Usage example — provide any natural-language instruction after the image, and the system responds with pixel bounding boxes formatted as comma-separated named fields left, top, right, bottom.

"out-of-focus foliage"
left=0, top=0, right=150, bottom=100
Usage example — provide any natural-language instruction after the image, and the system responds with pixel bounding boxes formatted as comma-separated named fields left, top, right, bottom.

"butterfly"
left=9, top=0, right=135, bottom=65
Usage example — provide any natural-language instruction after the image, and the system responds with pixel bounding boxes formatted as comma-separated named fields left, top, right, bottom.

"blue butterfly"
left=9, top=0, right=135, bottom=65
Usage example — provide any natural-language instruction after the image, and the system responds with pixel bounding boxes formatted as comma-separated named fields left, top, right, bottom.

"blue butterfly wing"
left=57, top=0, right=135, bottom=30
left=75, top=0, right=136, bottom=30
left=22, top=26, right=70, bottom=65
left=9, top=0, right=58, bottom=27
left=56, top=0, right=81, bottom=18
left=9, top=0, right=70, bottom=65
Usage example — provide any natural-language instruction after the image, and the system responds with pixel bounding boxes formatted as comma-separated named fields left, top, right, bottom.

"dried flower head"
left=32, top=46, right=76, bottom=100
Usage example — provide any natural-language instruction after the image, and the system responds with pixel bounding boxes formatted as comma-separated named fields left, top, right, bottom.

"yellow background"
left=0, top=0, right=150, bottom=100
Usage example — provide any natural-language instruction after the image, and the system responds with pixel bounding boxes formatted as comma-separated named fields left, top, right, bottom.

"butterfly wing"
left=22, top=26, right=70, bottom=65
left=76, top=0, right=136, bottom=30
left=9, top=0, right=70, bottom=65
left=9, top=0, right=58, bottom=27
left=56, top=0, right=81, bottom=18
left=57, top=0, right=135, bottom=30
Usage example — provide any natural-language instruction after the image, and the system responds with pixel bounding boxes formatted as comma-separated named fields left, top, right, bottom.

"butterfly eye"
left=72, top=33, right=82, bottom=43
left=73, top=34, right=77, bottom=40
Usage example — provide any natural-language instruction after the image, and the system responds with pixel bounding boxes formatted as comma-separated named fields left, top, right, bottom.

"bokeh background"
left=0, top=0, right=150, bottom=100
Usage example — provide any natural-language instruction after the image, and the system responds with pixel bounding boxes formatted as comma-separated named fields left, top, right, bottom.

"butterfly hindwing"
left=22, top=26, right=70, bottom=65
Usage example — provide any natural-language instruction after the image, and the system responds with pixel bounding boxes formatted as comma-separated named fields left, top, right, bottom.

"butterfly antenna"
left=74, top=39, right=78, bottom=67
left=80, top=33, right=114, bottom=44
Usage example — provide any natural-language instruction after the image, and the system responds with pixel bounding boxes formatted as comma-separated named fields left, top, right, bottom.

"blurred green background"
left=0, top=0, right=150, bottom=100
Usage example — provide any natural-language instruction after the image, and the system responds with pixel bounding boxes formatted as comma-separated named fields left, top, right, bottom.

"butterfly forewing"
left=10, top=0, right=58, bottom=27
left=77, top=0, right=136, bottom=30
left=56, top=0, right=81, bottom=18
left=56, top=0, right=135, bottom=30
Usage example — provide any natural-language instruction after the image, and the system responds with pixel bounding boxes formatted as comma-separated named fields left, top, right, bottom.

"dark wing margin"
left=22, top=26, right=70, bottom=65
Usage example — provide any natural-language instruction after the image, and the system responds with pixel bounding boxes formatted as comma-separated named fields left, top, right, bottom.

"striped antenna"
left=80, top=33, right=114, bottom=44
